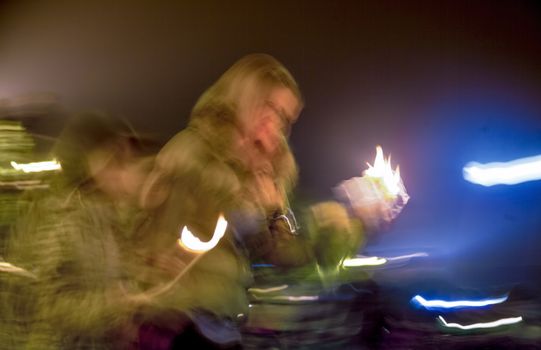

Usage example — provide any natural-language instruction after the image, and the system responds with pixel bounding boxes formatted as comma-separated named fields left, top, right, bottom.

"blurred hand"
left=308, top=201, right=364, bottom=268
left=334, top=177, right=396, bottom=231
left=310, top=201, right=353, bottom=233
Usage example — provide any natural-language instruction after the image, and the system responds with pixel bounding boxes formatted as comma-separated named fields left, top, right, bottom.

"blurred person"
left=2, top=112, right=152, bottom=349
left=135, top=54, right=365, bottom=349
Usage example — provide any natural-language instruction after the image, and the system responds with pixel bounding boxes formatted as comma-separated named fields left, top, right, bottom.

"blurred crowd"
left=0, top=54, right=385, bottom=350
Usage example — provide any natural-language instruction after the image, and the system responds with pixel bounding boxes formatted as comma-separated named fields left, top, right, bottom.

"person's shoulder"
left=157, top=128, right=210, bottom=173
left=160, top=128, right=242, bottom=197
left=162, top=128, right=208, bottom=155
left=25, top=188, right=71, bottom=213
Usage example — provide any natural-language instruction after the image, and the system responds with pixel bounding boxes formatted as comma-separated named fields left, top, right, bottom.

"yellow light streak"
left=0, top=261, right=37, bottom=279
left=248, top=285, right=289, bottom=294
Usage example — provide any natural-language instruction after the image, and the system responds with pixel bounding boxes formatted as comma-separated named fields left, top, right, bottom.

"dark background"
left=1, top=0, right=541, bottom=287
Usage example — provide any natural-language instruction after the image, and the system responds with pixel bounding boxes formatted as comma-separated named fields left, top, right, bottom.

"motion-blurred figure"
left=0, top=95, right=65, bottom=255
left=136, top=54, right=366, bottom=349
left=2, top=112, right=151, bottom=349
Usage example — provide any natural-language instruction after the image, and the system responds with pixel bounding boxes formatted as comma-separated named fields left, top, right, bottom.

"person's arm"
left=134, top=133, right=247, bottom=315
left=306, top=201, right=365, bottom=269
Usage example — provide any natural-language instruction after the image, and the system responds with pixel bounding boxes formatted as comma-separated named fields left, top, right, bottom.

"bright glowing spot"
left=178, top=215, right=227, bottom=253
left=11, top=159, right=61, bottom=173
left=364, top=146, right=402, bottom=197
left=342, top=256, right=387, bottom=267
left=438, top=315, right=522, bottom=330
left=412, top=295, right=508, bottom=309
left=463, top=155, right=541, bottom=186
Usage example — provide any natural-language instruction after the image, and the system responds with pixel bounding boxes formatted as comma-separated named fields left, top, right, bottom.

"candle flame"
left=178, top=215, right=227, bottom=253
left=364, top=146, right=401, bottom=197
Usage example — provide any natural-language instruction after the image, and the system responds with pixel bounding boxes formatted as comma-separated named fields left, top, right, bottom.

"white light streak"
left=438, top=315, right=522, bottom=330
left=178, top=215, right=227, bottom=253
left=342, top=256, right=387, bottom=267
left=11, top=159, right=61, bottom=173
left=463, top=155, right=541, bottom=186
left=385, top=252, right=429, bottom=261
left=412, top=295, right=508, bottom=309
left=274, top=214, right=296, bottom=233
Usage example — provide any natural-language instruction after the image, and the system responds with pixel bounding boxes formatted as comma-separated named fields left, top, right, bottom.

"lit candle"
left=334, top=146, right=409, bottom=227
left=363, top=146, right=402, bottom=198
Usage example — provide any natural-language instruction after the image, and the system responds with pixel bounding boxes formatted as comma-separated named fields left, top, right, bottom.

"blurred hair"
left=52, top=112, right=142, bottom=189
left=189, top=54, right=303, bottom=194
left=190, top=53, right=303, bottom=130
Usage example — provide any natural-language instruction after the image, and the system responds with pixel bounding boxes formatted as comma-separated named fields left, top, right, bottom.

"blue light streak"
left=251, top=263, right=275, bottom=268
left=411, top=294, right=508, bottom=310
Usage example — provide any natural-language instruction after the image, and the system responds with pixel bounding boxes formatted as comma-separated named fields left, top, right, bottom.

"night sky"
left=2, top=0, right=541, bottom=285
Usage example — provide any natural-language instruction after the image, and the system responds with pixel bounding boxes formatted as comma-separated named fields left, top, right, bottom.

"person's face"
left=87, top=143, right=145, bottom=201
left=250, top=87, right=300, bottom=158
left=87, top=147, right=124, bottom=198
